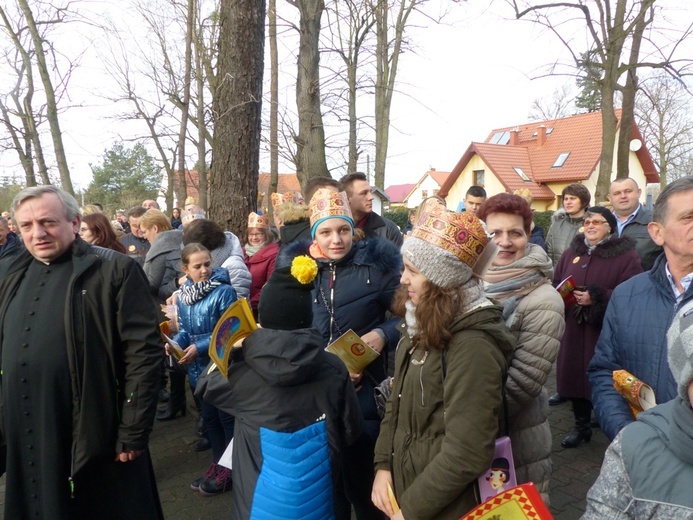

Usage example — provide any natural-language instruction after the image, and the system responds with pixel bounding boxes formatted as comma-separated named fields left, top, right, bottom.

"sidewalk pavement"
left=0, top=363, right=608, bottom=519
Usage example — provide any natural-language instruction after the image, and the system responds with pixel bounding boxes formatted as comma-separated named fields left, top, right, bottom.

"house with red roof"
left=438, top=110, right=659, bottom=211
left=385, top=169, right=451, bottom=209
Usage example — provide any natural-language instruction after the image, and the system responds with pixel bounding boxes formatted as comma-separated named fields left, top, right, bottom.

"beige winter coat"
left=484, top=244, right=565, bottom=503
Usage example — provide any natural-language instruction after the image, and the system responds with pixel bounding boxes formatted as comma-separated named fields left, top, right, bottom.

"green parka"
left=374, top=304, right=515, bottom=520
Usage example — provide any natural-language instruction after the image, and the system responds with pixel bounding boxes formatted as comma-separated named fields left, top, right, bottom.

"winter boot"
left=156, top=371, right=186, bottom=421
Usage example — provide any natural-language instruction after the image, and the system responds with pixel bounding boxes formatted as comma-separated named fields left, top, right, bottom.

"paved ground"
left=0, top=363, right=608, bottom=519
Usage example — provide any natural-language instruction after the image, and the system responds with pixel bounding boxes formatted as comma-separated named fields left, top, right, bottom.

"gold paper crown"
left=271, top=191, right=303, bottom=210
left=181, top=207, right=206, bottom=224
left=184, top=196, right=198, bottom=206
left=309, top=188, right=352, bottom=227
left=248, top=212, right=270, bottom=229
left=411, top=198, right=490, bottom=267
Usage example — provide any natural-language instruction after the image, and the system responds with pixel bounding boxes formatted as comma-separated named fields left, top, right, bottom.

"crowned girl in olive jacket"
left=372, top=202, right=515, bottom=520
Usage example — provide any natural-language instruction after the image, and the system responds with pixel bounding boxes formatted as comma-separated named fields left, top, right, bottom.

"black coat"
left=553, top=235, right=643, bottom=400
left=0, top=240, right=164, bottom=517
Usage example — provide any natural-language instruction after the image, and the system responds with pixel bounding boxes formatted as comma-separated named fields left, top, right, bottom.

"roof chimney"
left=509, top=129, right=519, bottom=146
left=537, top=125, right=546, bottom=147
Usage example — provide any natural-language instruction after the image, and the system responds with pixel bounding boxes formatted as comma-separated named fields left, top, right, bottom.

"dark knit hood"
left=569, top=234, right=637, bottom=258
left=242, top=328, right=324, bottom=387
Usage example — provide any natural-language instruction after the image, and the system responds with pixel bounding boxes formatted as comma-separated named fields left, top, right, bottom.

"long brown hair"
left=392, top=281, right=460, bottom=351
left=82, top=213, right=126, bottom=254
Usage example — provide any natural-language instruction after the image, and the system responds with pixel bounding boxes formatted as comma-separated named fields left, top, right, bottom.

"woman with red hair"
left=80, top=212, right=126, bottom=254
left=478, top=193, right=564, bottom=503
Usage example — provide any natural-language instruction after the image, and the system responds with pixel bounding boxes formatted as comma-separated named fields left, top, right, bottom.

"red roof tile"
left=257, top=173, right=301, bottom=195
left=440, top=110, right=659, bottom=199
left=428, top=171, right=451, bottom=187
left=385, top=183, right=417, bottom=203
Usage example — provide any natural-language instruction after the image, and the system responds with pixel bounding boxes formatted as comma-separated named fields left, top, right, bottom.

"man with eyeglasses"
left=589, top=176, right=693, bottom=441
left=607, top=177, right=662, bottom=271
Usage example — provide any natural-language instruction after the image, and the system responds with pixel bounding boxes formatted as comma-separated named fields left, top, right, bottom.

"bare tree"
left=287, top=0, right=331, bottom=187
left=209, top=0, right=265, bottom=234
left=528, top=84, right=576, bottom=121
left=267, top=0, right=279, bottom=217
left=508, top=0, right=689, bottom=201
left=372, top=0, right=426, bottom=190
left=17, top=0, right=74, bottom=195
left=635, top=73, right=693, bottom=190
left=323, top=0, right=376, bottom=174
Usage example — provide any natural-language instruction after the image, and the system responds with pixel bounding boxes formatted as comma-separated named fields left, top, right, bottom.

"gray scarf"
left=244, top=242, right=264, bottom=258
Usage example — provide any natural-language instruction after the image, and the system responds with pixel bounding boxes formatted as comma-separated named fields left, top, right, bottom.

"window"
left=433, top=189, right=439, bottom=196
left=421, top=189, right=428, bottom=198
left=513, top=167, right=531, bottom=182
left=552, top=152, right=570, bottom=168
left=489, top=131, right=510, bottom=145
left=473, top=170, right=485, bottom=186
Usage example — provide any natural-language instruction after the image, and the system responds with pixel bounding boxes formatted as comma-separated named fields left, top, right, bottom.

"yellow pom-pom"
left=291, top=255, right=318, bottom=284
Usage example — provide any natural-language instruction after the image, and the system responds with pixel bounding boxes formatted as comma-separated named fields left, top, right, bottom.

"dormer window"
left=552, top=152, right=570, bottom=168
left=513, top=167, right=531, bottom=182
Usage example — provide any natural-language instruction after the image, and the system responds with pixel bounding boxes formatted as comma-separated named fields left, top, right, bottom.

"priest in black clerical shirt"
left=0, top=185, right=164, bottom=520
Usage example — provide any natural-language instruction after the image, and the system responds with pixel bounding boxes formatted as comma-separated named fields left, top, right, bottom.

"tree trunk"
left=616, top=2, right=651, bottom=178
left=293, top=0, right=329, bottom=187
left=176, top=0, right=195, bottom=205
left=17, top=0, right=73, bottom=195
left=268, top=0, right=279, bottom=218
left=374, top=0, right=416, bottom=190
left=594, top=0, right=627, bottom=203
left=195, top=2, right=208, bottom=212
left=210, top=0, right=265, bottom=236
left=347, top=51, right=358, bottom=174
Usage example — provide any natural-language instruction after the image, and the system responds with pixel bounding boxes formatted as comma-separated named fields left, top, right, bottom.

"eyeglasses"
left=248, top=233, right=264, bottom=238
left=583, top=219, right=608, bottom=227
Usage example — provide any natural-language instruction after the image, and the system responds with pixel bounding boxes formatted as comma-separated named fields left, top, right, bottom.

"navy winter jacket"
left=310, top=238, right=402, bottom=439
left=588, top=254, right=693, bottom=440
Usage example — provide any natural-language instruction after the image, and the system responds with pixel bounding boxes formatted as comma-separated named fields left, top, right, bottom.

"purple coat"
left=553, top=235, right=643, bottom=400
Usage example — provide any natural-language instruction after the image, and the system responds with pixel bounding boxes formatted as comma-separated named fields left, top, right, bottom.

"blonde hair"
left=139, top=209, right=172, bottom=232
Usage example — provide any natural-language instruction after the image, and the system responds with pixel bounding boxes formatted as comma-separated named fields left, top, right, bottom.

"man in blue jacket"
left=588, top=176, right=693, bottom=441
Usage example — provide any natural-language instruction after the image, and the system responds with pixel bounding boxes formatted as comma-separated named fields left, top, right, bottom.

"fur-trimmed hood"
left=551, top=207, right=585, bottom=224
left=278, top=203, right=310, bottom=225
left=569, top=234, right=637, bottom=258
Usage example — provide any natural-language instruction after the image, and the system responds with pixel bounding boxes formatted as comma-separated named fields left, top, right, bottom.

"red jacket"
left=244, top=242, right=280, bottom=312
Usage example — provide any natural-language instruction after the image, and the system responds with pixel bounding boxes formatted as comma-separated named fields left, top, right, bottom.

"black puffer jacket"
left=0, top=239, right=163, bottom=475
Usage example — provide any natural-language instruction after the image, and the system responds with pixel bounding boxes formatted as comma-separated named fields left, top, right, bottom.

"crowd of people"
left=0, top=174, right=692, bottom=520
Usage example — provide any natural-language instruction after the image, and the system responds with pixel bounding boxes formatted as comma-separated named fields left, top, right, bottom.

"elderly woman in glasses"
left=553, top=206, right=642, bottom=448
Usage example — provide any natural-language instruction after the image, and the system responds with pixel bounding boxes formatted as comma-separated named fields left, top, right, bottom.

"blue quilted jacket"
left=196, top=327, right=362, bottom=520
left=174, top=268, right=237, bottom=387
left=588, top=254, right=693, bottom=440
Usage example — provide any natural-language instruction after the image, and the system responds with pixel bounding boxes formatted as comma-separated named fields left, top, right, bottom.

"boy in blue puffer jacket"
left=197, top=255, right=362, bottom=520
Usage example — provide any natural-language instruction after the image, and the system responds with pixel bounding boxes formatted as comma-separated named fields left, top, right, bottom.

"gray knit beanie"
left=667, top=298, right=693, bottom=401
left=401, top=236, right=473, bottom=289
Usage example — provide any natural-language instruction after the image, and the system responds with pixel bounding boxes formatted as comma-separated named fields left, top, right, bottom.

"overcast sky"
left=1, top=0, right=691, bottom=192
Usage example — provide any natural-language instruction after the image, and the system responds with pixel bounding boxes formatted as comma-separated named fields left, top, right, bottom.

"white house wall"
left=407, top=175, right=445, bottom=208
